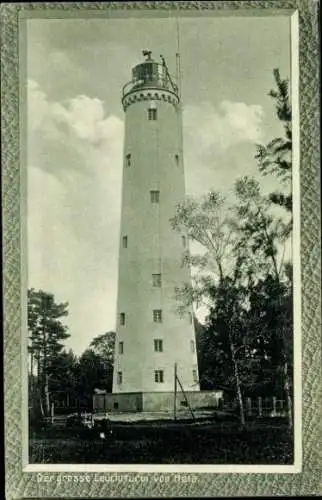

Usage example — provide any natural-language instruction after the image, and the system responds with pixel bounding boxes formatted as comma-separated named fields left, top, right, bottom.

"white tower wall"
left=112, top=57, right=200, bottom=395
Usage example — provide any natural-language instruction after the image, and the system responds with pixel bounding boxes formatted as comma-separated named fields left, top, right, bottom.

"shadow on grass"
left=29, top=420, right=293, bottom=465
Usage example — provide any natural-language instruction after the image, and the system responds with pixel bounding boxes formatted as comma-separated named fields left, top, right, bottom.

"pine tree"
left=28, top=288, right=70, bottom=416
left=255, top=69, right=292, bottom=215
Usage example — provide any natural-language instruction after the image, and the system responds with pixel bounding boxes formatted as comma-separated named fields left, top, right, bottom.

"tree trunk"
left=284, top=361, right=293, bottom=430
left=44, top=373, right=50, bottom=417
left=38, top=353, right=48, bottom=418
left=42, top=322, right=51, bottom=416
left=30, top=350, right=34, bottom=394
left=36, top=351, right=45, bottom=418
left=39, top=396, right=45, bottom=419
left=36, top=350, right=40, bottom=384
left=230, top=341, right=246, bottom=428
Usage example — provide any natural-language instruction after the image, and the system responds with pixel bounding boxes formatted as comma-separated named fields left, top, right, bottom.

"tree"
left=234, top=177, right=293, bottom=428
left=28, top=288, right=70, bottom=416
left=234, top=176, right=290, bottom=279
left=171, top=179, right=293, bottom=427
left=47, top=349, right=79, bottom=409
left=255, top=69, right=292, bottom=215
left=89, top=331, right=115, bottom=367
left=170, top=192, right=250, bottom=426
left=244, top=274, right=293, bottom=397
left=254, top=67, right=293, bottom=425
left=89, top=331, right=115, bottom=392
left=76, top=348, right=113, bottom=409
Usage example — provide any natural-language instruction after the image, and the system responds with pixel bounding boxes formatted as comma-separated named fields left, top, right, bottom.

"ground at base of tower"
left=94, top=409, right=217, bottom=423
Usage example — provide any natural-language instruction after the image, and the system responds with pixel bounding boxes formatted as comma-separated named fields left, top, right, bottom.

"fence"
left=245, top=397, right=286, bottom=417
left=224, top=397, right=286, bottom=417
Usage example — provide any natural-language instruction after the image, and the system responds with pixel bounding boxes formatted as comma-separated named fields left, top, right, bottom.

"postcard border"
left=2, top=1, right=321, bottom=498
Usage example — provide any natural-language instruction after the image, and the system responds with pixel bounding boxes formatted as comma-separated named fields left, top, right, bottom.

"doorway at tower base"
left=93, top=390, right=224, bottom=413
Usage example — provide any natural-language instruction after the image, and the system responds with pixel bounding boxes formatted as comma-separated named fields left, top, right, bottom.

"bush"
left=29, top=406, right=48, bottom=431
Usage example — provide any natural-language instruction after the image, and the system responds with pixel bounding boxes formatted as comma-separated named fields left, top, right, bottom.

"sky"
left=26, top=14, right=291, bottom=356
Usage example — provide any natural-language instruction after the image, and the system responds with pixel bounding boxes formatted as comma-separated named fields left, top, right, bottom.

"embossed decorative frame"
left=1, top=1, right=320, bottom=498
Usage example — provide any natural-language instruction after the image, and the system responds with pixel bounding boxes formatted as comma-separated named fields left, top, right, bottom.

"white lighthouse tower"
left=109, top=51, right=204, bottom=413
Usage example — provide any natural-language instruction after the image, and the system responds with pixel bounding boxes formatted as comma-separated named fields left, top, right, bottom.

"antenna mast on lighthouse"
left=175, top=14, right=182, bottom=101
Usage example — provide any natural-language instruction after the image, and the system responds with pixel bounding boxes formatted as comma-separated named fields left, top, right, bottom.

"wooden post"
left=174, top=363, right=177, bottom=421
left=176, top=374, right=195, bottom=421
left=258, top=397, right=262, bottom=417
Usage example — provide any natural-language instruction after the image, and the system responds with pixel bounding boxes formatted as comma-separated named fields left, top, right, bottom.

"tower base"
left=93, top=390, right=223, bottom=413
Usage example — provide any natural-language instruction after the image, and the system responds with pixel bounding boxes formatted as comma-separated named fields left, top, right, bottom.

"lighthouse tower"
left=111, top=51, right=201, bottom=412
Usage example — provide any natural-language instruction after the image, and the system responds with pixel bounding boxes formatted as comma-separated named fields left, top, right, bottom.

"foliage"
left=234, top=176, right=290, bottom=279
left=28, top=289, right=69, bottom=357
left=47, top=349, right=79, bottom=407
left=255, top=68, right=292, bottom=214
left=76, top=348, right=114, bottom=408
left=28, top=288, right=70, bottom=416
left=28, top=288, right=116, bottom=415
left=171, top=191, right=237, bottom=284
left=89, top=331, right=115, bottom=368
left=171, top=174, right=293, bottom=427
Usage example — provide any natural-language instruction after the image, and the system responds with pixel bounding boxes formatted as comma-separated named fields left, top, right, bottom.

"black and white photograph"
left=25, top=12, right=300, bottom=468
left=2, top=1, right=321, bottom=497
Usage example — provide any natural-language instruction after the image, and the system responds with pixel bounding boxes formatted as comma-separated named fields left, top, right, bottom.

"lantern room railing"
left=122, top=74, right=178, bottom=98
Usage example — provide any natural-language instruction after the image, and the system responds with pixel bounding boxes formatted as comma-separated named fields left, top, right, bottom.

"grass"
left=29, top=420, right=293, bottom=464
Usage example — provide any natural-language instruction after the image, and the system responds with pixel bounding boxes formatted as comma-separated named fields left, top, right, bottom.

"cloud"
left=28, top=80, right=124, bottom=160
left=27, top=79, right=51, bottom=132
left=27, top=79, right=125, bottom=237
left=27, top=81, right=125, bottom=353
left=219, top=100, right=264, bottom=144
left=182, top=100, right=265, bottom=198
left=183, top=100, right=264, bottom=152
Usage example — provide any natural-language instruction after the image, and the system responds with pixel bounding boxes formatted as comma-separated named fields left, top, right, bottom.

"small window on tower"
left=181, top=235, right=187, bottom=248
left=154, top=339, right=163, bottom=352
left=152, top=273, right=162, bottom=287
left=126, top=153, right=131, bottom=167
left=148, top=108, right=157, bottom=121
left=188, top=312, right=193, bottom=324
left=117, top=371, right=123, bottom=385
left=153, top=309, right=162, bottom=323
left=190, top=340, right=195, bottom=353
left=122, top=236, right=128, bottom=248
left=154, top=370, right=164, bottom=383
left=192, top=369, right=198, bottom=384
left=119, top=341, right=124, bottom=354
left=175, top=154, right=179, bottom=166
left=120, top=313, right=125, bottom=326
left=150, top=190, right=160, bottom=203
